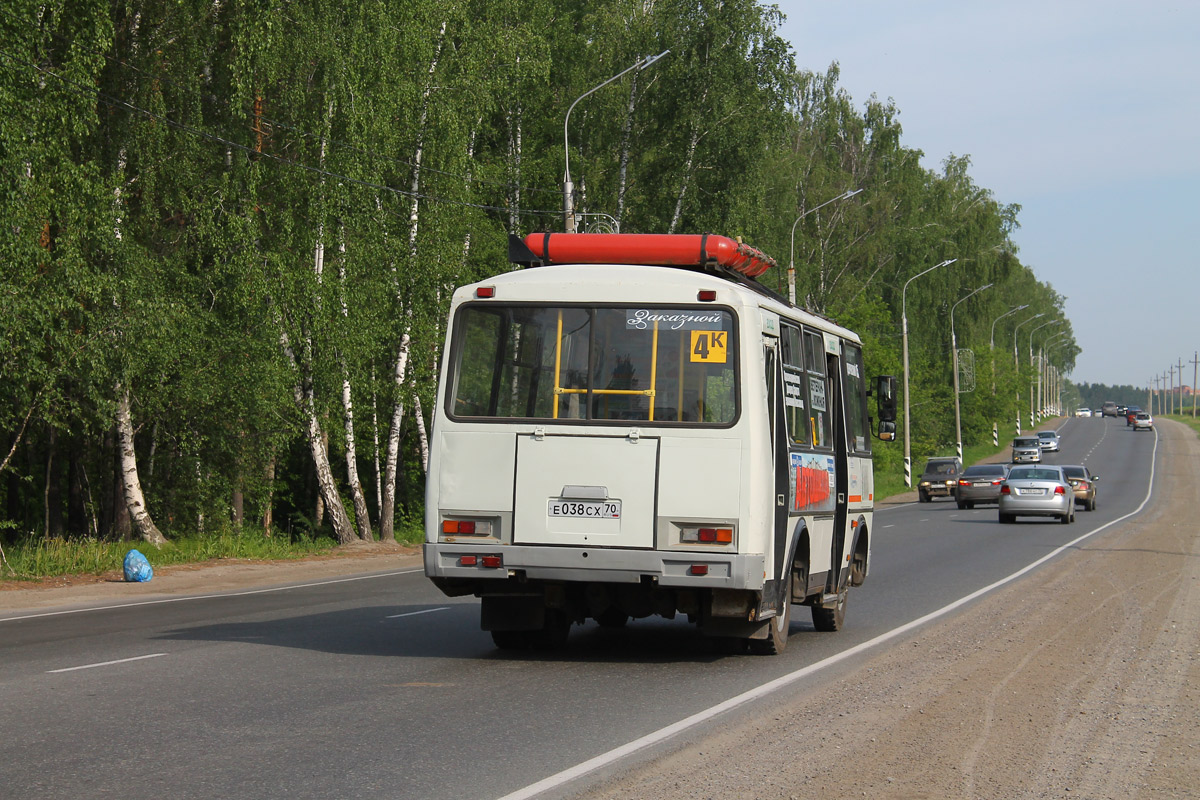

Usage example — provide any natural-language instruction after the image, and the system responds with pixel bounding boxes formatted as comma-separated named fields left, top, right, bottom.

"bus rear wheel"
left=812, top=585, right=848, bottom=632
left=749, top=574, right=791, bottom=655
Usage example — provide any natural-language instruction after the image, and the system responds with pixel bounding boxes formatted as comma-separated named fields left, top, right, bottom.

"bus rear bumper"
left=424, top=543, right=765, bottom=593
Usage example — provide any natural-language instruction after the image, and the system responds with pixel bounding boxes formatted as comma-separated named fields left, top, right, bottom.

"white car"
left=1075, top=408, right=1091, bottom=417
left=1037, top=430, right=1060, bottom=452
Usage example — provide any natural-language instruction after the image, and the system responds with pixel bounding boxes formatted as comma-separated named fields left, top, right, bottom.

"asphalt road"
left=0, top=414, right=1156, bottom=800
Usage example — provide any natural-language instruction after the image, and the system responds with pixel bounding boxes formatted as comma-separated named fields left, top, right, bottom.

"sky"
left=773, top=0, right=1200, bottom=390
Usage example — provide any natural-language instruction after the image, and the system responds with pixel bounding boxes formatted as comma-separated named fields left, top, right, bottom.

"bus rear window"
left=448, top=305, right=737, bottom=424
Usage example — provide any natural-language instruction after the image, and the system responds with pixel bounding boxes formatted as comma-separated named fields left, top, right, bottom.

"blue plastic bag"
left=123, top=549, right=154, bottom=582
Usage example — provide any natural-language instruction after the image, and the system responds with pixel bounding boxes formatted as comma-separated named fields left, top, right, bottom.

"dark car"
left=954, top=463, right=1010, bottom=509
left=1125, top=406, right=1141, bottom=426
left=918, top=457, right=963, bottom=502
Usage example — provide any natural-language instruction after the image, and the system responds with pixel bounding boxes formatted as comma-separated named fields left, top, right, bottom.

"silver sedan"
left=998, top=466, right=1075, bottom=524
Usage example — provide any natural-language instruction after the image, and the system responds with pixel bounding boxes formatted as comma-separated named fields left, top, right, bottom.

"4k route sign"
left=690, top=330, right=727, bottom=363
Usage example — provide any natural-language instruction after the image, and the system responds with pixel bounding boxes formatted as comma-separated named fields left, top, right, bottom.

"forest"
left=1, top=0, right=1078, bottom=550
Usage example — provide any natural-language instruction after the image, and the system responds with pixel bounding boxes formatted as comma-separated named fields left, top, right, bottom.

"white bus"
left=424, top=233, right=896, bottom=653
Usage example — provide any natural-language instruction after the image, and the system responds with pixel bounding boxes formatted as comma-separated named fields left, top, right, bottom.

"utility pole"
left=1168, top=365, right=1175, bottom=415
left=1177, top=357, right=1186, bottom=416
left=1192, top=351, right=1198, bottom=418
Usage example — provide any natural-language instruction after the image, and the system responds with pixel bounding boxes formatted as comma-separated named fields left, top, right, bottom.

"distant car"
left=1117, top=405, right=1128, bottom=417
left=1036, top=430, right=1060, bottom=452
left=1133, top=412, right=1154, bottom=431
left=1075, top=408, right=1091, bottom=417
left=1101, top=401, right=1118, bottom=417
left=1060, top=465, right=1099, bottom=510
left=1011, top=435, right=1042, bottom=464
left=1125, top=406, right=1142, bottom=426
left=999, top=466, right=1075, bottom=524
left=954, top=463, right=1010, bottom=509
left=918, top=457, right=963, bottom=502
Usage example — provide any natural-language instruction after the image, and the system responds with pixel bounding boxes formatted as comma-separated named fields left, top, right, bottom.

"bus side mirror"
left=876, top=420, right=896, bottom=441
left=875, top=375, right=897, bottom=423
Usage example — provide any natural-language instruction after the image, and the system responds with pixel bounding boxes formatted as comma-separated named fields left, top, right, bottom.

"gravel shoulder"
left=0, top=540, right=424, bottom=612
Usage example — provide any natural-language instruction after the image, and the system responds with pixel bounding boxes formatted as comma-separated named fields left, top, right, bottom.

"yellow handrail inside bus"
left=552, top=310, right=564, bottom=419
left=648, top=321, right=659, bottom=421
left=551, top=311, right=660, bottom=421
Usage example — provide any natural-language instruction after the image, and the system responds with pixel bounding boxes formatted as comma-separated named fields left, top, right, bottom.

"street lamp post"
left=901, top=258, right=957, bottom=487
left=990, top=304, right=1029, bottom=348
left=951, top=283, right=993, bottom=459
left=989, top=303, right=1028, bottom=396
left=1011, top=313, right=1044, bottom=434
left=787, top=188, right=862, bottom=305
left=1028, top=319, right=1062, bottom=366
left=1029, top=320, right=1063, bottom=424
left=1044, top=336, right=1071, bottom=415
left=563, top=50, right=669, bottom=233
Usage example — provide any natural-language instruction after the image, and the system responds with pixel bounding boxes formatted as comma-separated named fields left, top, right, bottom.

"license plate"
left=548, top=500, right=622, bottom=519
left=1021, top=488, right=1046, bottom=496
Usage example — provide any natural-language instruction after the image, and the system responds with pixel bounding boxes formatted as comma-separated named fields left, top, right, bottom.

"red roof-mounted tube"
left=521, top=233, right=776, bottom=279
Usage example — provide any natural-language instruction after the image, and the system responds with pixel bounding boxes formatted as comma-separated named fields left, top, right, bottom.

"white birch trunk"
left=115, top=382, right=166, bottom=546
left=506, top=60, right=523, bottom=234
left=380, top=327, right=410, bottom=542
left=615, top=73, right=639, bottom=227
left=337, top=232, right=372, bottom=540
left=381, top=20, right=445, bottom=541
left=281, top=331, right=356, bottom=544
left=414, top=394, right=430, bottom=475
left=371, top=362, right=382, bottom=523
left=668, top=126, right=700, bottom=234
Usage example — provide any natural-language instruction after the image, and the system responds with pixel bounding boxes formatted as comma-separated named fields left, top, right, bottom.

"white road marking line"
left=48, top=653, right=167, bottom=673
left=0, top=569, right=425, bottom=623
left=386, top=607, right=451, bottom=619
left=495, top=430, right=1161, bottom=800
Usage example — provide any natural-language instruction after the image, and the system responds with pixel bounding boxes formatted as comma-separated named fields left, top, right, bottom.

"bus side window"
left=804, top=329, right=831, bottom=449
left=842, top=342, right=870, bottom=453
left=781, top=323, right=808, bottom=445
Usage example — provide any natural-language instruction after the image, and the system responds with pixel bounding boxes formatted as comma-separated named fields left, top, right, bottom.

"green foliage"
left=1, top=0, right=1080, bottom=568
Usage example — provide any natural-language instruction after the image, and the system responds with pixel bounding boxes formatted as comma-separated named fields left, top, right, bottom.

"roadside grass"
left=0, top=527, right=340, bottom=584
left=1161, top=413, right=1200, bottom=438
left=1, top=508, right=426, bottom=583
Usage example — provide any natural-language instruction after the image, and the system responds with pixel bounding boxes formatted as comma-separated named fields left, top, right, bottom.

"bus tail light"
left=690, top=564, right=709, bottom=576
left=459, top=554, right=503, bottom=568
left=475, top=286, right=496, bottom=298
left=442, top=519, right=494, bottom=536
left=680, top=526, right=733, bottom=544
left=697, top=289, right=717, bottom=301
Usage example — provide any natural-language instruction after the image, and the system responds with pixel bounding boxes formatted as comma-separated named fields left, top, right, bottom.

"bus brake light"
left=681, top=526, right=733, bottom=544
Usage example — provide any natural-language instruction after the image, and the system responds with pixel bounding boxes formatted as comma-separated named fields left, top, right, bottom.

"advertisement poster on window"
left=790, top=452, right=836, bottom=513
